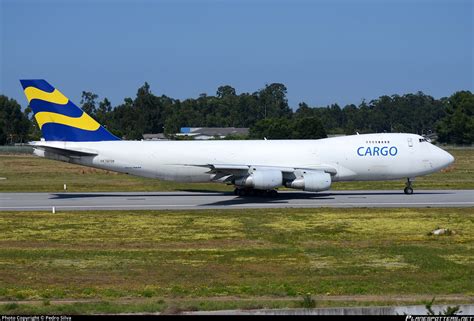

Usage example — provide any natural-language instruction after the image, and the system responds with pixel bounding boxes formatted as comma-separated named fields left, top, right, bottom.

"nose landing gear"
left=404, top=178, right=414, bottom=195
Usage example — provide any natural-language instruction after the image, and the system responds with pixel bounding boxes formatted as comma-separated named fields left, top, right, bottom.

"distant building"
left=143, top=133, right=167, bottom=140
left=177, top=127, right=249, bottom=140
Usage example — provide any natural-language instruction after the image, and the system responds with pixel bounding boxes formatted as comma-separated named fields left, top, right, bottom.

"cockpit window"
left=419, top=138, right=428, bottom=142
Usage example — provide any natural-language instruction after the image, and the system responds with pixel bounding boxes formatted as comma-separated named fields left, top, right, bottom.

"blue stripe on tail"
left=20, top=79, right=120, bottom=142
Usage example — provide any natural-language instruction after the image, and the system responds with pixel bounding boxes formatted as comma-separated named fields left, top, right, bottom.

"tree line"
left=1, top=83, right=473, bottom=144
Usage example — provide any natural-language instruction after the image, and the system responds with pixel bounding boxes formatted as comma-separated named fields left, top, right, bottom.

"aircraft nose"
left=438, top=149, right=454, bottom=168
left=446, top=151, right=455, bottom=166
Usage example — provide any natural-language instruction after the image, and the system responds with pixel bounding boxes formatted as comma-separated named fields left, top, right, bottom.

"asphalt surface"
left=0, top=190, right=473, bottom=211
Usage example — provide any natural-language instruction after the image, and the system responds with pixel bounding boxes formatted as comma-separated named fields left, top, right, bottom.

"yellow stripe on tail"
left=34, top=112, right=101, bottom=131
left=24, top=87, right=69, bottom=105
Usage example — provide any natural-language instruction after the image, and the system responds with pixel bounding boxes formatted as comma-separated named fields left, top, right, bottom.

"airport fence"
left=439, top=144, right=474, bottom=150
left=0, top=145, right=34, bottom=154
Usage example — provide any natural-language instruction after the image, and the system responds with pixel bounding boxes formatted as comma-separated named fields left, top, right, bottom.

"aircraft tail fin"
left=20, top=79, right=120, bottom=142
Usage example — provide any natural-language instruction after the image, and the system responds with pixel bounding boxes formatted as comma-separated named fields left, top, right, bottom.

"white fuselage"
left=33, top=133, right=454, bottom=185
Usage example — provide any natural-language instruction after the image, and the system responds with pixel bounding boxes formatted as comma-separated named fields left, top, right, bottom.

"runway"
left=1, top=190, right=473, bottom=211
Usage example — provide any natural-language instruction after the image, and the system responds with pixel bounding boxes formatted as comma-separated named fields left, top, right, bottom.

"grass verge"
left=0, top=207, right=472, bottom=313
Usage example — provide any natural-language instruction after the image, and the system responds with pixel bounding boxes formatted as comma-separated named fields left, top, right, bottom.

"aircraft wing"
left=194, top=163, right=337, bottom=181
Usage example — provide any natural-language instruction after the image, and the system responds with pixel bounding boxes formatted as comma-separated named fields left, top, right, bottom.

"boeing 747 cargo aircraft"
left=20, top=80, right=454, bottom=196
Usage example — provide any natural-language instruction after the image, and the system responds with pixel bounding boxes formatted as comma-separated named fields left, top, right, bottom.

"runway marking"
left=234, top=202, right=474, bottom=206
left=1, top=201, right=474, bottom=211
left=0, top=204, right=197, bottom=210
left=2, top=190, right=473, bottom=211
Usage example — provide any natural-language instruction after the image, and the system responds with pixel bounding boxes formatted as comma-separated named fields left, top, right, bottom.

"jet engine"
left=287, top=171, right=331, bottom=192
left=234, top=170, right=283, bottom=190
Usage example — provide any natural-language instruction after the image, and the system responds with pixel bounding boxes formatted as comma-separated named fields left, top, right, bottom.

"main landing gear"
left=234, top=187, right=278, bottom=197
left=404, top=178, right=414, bottom=195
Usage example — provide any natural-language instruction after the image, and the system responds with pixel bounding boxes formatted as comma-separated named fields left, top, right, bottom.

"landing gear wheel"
left=404, top=178, right=414, bottom=195
left=237, top=188, right=247, bottom=197
left=234, top=188, right=239, bottom=196
left=269, top=190, right=278, bottom=197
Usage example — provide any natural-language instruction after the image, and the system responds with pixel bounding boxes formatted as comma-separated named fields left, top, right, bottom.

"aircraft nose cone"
left=446, top=152, right=455, bottom=166
left=440, top=149, right=455, bottom=168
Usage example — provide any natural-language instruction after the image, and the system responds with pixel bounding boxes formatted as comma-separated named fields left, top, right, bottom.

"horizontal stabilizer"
left=31, top=143, right=98, bottom=158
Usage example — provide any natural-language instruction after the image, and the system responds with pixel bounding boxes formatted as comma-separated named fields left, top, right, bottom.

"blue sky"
left=1, top=0, right=472, bottom=109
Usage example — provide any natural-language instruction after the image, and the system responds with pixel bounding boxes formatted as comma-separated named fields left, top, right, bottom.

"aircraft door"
left=407, top=138, right=413, bottom=147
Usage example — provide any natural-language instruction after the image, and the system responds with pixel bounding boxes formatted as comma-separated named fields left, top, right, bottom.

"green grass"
left=0, top=208, right=472, bottom=313
left=0, top=297, right=467, bottom=314
left=0, top=300, right=167, bottom=315
left=0, top=148, right=472, bottom=192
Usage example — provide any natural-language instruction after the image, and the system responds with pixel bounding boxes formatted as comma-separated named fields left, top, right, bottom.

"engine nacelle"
left=234, top=170, right=283, bottom=190
left=287, top=171, right=331, bottom=192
